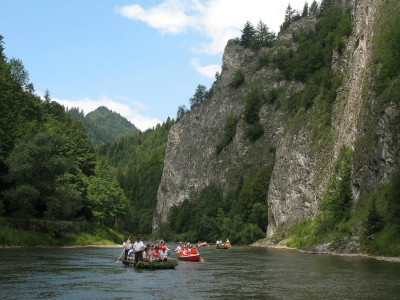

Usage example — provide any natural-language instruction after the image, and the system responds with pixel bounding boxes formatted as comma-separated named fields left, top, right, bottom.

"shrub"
left=243, top=88, right=263, bottom=124
left=319, top=148, right=353, bottom=229
left=256, top=53, right=270, bottom=70
left=230, top=69, right=245, bottom=88
left=245, top=122, right=264, bottom=141
left=216, top=115, right=239, bottom=155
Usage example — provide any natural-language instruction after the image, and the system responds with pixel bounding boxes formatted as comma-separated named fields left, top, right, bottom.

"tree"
left=302, top=1, right=309, bottom=17
left=177, top=105, right=188, bottom=120
left=285, top=4, right=295, bottom=24
left=0, top=35, right=5, bottom=62
left=319, top=0, right=335, bottom=15
left=309, top=0, right=319, bottom=16
left=4, top=129, right=77, bottom=218
left=255, top=20, right=275, bottom=47
left=189, top=84, right=207, bottom=109
left=44, top=89, right=51, bottom=103
left=8, top=58, right=33, bottom=92
left=240, top=21, right=256, bottom=47
left=86, top=176, right=129, bottom=227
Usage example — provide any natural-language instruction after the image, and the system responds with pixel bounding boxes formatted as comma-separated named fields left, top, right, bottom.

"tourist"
left=122, top=236, right=131, bottom=260
left=175, top=243, right=182, bottom=253
left=161, top=248, right=168, bottom=261
left=133, top=237, right=145, bottom=262
left=127, top=245, right=135, bottom=260
left=151, top=246, right=162, bottom=262
left=142, top=244, right=151, bottom=262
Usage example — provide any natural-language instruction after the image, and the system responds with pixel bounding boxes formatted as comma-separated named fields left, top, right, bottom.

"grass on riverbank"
left=0, top=225, right=124, bottom=247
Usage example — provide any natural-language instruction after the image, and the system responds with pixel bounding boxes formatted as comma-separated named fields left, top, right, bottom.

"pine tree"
left=240, top=21, right=256, bottom=47
left=189, top=84, right=208, bottom=109
left=309, top=0, right=319, bottom=16
left=255, top=20, right=275, bottom=47
left=285, top=4, right=295, bottom=24
left=176, top=105, right=188, bottom=120
left=302, top=1, right=309, bottom=17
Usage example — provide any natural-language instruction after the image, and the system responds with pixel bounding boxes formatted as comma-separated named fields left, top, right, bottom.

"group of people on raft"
left=174, top=242, right=199, bottom=256
left=216, top=238, right=231, bottom=247
left=122, top=236, right=170, bottom=263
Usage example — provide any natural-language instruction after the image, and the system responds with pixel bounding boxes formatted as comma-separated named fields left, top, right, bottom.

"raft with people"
left=215, top=243, right=230, bottom=249
left=215, top=239, right=231, bottom=249
left=175, top=243, right=202, bottom=262
left=117, top=237, right=176, bottom=269
left=197, top=241, right=209, bottom=247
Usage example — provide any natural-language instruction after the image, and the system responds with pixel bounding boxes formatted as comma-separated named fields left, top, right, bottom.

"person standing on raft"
left=122, top=236, right=131, bottom=260
left=133, top=237, right=145, bottom=262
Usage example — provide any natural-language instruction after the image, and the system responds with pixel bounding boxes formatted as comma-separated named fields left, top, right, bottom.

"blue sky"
left=0, top=0, right=307, bottom=130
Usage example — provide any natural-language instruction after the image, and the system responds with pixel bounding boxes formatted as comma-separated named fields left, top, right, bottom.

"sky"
left=0, top=0, right=308, bottom=131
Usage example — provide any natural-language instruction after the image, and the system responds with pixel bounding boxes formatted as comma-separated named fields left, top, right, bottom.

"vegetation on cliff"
left=158, top=167, right=272, bottom=244
left=154, top=0, right=400, bottom=258
left=267, top=0, right=400, bottom=256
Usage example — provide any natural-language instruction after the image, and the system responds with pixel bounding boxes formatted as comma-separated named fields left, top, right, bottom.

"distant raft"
left=215, top=243, right=231, bottom=249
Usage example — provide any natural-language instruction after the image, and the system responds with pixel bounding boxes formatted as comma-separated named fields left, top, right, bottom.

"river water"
left=1, top=245, right=399, bottom=299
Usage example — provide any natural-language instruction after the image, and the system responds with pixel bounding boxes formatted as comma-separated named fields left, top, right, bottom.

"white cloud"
left=119, top=0, right=307, bottom=54
left=190, top=58, right=220, bottom=79
left=119, top=0, right=198, bottom=34
left=52, top=95, right=161, bottom=131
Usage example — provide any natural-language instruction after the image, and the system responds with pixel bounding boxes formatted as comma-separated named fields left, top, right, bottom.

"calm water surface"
left=1, top=245, right=399, bottom=299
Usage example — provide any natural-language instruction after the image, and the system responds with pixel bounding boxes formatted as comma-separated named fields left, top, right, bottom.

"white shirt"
left=123, top=241, right=130, bottom=250
left=133, top=241, right=144, bottom=252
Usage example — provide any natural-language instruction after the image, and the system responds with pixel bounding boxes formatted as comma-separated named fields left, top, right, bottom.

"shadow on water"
left=1, top=245, right=400, bottom=299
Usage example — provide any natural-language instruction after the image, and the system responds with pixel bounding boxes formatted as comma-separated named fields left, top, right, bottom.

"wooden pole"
left=115, top=249, right=125, bottom=264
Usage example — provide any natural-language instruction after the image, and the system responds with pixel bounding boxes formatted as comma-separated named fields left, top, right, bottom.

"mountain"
left=69, top=106, right=140, bottom=148
left=152, top=0, right=400, bottom=255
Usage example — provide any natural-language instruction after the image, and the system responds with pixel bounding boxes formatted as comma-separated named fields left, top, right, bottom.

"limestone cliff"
left=153, top=0, right=400, bottom=245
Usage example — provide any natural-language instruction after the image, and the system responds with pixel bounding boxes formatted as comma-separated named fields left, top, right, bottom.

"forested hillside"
left=99, top=119, right=174, bottom=235
left=0, top=36, right=130, bottom=246
left=68, top=106, right=139, bottom=148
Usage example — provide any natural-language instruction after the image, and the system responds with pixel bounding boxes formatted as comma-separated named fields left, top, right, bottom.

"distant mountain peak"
left=70, top=106, right=140, bottom=147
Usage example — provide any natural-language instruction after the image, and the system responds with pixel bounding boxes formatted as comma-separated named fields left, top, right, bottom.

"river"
left=0, top=245, right=399, bottom=299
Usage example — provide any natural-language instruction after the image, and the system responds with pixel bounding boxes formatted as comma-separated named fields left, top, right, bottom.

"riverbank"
left=251, top=240, right=400, bottom=263
left=0, top=224, right=125, bottom=248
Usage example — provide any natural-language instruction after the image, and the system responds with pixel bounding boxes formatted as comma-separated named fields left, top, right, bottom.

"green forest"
left=0, top=33, right=172, bottom=246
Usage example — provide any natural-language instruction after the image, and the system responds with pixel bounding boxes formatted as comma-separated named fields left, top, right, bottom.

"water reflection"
left=0, top=246, right=399, bottom=299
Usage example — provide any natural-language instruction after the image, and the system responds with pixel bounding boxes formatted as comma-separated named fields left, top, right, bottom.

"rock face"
left=153, top=0, right=399, bottom=237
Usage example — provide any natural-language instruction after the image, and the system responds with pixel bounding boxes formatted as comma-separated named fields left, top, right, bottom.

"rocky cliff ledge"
left=153, top=0, right=399, bottom=251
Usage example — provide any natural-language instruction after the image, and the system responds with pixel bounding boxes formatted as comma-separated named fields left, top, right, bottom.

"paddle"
left=200, top=258, right=205, bottom=262
left=115, top=249, right=125, bottom=264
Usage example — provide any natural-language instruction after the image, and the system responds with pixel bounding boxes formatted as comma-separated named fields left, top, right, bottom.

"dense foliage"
left=161, top=166, right=273, bottom=244
left=99, top=119, right=174, bottom=235
left=0, top=36, right=129, bottom=244
left=68, top=106, right=139, bottom=148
